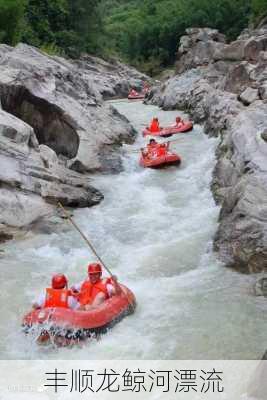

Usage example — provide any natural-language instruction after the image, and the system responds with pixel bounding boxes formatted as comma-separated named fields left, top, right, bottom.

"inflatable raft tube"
left=139, top=152, right=181, bottom=168
left=22, top=284, right=136, bottom=343
left=142, top=121, right=193, bottom=137
left=128, top=93, right=145, bottom=100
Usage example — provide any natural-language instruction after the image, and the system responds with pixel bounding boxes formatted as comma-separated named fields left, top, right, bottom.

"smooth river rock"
left=0, top=43, right=149, bottom=238
left=148, top=23, right=267, bottom=273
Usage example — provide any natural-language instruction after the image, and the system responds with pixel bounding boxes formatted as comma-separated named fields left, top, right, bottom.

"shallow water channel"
left=0, top=100, right=266, bottom=360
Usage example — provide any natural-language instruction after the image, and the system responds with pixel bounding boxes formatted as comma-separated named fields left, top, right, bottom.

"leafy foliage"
left=0, top=0, right=266, bottom=74
left=251, top=0, right=267, bottom=21
left=0, top=0, right=27, bottom=45
left=20, top=0, right=99, bottom=57
left=98, top=0, right=252, bottom=74
left=40, top=42, right=63, bottom=56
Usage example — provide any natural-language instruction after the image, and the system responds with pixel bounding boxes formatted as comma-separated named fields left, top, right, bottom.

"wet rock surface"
left=254, top=277, right=267, bottom=296
left=147, top=24, right=267, bottom=273
left=0, top=43, right=148, bottom=237
left=239, top=87, right=259, bottom=105
left=0, top=230, right=13, bottom=243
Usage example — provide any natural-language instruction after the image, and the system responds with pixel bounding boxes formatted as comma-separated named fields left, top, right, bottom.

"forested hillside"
left=0, top=0, right=100, bottom=57
left=0, top=0, right=266, bottom=74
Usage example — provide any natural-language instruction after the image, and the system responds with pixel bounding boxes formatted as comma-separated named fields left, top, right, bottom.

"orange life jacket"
left=149, top=120, right=160, bottom=132
left=44, top=288, right=69, bottom=308
left=157, top=145, right=167, bottom=156
left=78, top=278, right=110, bottom=306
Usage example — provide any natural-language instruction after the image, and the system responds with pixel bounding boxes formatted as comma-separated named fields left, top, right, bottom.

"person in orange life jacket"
left=129, top=88, right=139, bottom=96
left=174, top=116, right=184, bottom=128
left=149, top=117, right=161, bottom=132
left=141, top=138, right=158, bottom=158
left=32, top=274, right=79, bottom=310
left=72, top=263, right=121, bottom=311
left=147, top=138, right=158, bottom=151
left=156, top=142, right=170, bottom=156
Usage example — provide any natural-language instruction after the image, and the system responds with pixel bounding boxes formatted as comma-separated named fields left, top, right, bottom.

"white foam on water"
left=1, top=100, right=266, bottom=360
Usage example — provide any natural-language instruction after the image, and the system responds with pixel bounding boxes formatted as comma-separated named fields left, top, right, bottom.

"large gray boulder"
left=176, top=28, right=226, bottom=74
left=244, top=36, right=267, bottom=61
left=0, top=43, right=140, bottom=172
left=147, top=25, right=267, bottom=273
left=74, top=54, right=149, bottom=99
left=0, top=43, right=148, bottom=238
left=0, top=108, right=103, bottom=228
left=239, top=87, right=259, bottom=105
left=213, top=40, right=246, bottom=62
left=175, top=26, right=267, bottom=96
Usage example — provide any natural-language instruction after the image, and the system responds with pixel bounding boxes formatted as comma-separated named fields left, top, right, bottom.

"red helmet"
left=88, top=263, right=102, bottom=275
left=51, top=274, right=67, bottom=289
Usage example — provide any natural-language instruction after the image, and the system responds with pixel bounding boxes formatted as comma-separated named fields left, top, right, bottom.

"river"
left=0, top=100, right=266, bottom=360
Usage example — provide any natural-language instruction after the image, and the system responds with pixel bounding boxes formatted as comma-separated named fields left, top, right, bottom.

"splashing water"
left=0, top=100, right=266, bottom=360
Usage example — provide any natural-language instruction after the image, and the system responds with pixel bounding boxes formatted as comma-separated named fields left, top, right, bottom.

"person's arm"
left=68, top=295, right=80, bottom=310
left=70, top=281, right=82, bottom=297
left=141, top=148, right=147, bottom=157
left=109, top=276, right=122, bottom=295
left=32, top=293, right=45, bottom=310
left=84, top=277, right=122, bottom=311
left=84, top=292, right=106, bottom=310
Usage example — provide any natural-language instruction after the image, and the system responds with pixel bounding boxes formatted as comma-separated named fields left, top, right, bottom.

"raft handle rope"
left=58, top=202, right=113, bottom=275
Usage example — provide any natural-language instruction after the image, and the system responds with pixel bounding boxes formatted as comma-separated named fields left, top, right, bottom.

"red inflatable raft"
left=128, top=92, right=145, bottom=100
left=22, top=284, right=136, bottom=343
left=139, top=151, right=181, bottom=168
left=128, top=86, right=149, bottom=100
left=143, top=121, right=193, bottom=137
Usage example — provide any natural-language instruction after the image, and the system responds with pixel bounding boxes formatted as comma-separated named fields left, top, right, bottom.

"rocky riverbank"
left=147, top=24, right=267, bottom=273
left=0, top=43, right=148, bottom=241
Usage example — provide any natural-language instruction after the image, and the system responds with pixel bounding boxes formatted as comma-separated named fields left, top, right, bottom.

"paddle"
left=124, top=137, right=182, bottom=153
left=57, top=202, right=135, bottom=311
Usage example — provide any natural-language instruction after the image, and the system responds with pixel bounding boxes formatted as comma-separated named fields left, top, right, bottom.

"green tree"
left=0, top=0, right=27, bottom=45
left=98, top=0, right=251, bottom=74
left=22, top=0, right=69, bottom=48
left=251, top=0, right=267, bottom=20
left=22, top=0, right=100, bottom=56
left=66, top=0, right=101, bottom=53
left=0, top=0, right=260, bottom=73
